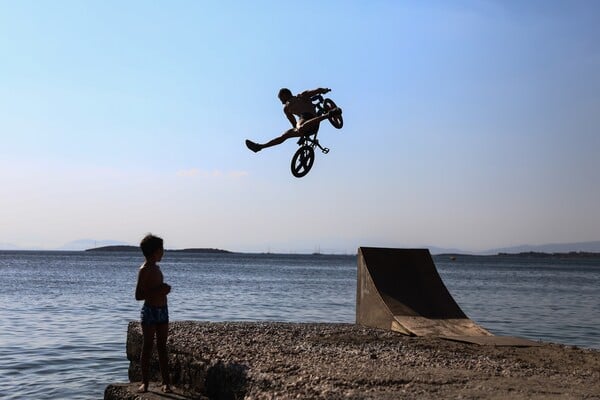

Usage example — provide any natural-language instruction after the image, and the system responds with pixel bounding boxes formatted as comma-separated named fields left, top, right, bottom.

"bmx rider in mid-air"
left=245, top=87, right=341, bottom=153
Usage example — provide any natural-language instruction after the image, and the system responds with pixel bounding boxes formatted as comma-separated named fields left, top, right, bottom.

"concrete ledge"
left=105, top=321, right=600, bottom=399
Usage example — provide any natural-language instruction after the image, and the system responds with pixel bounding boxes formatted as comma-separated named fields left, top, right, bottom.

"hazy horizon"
left=3, top=238, right=600, bottom=256
left=2, top=2, right=599, bottom=254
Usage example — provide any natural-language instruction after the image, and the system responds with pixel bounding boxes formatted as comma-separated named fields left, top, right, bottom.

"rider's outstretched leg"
left=246, top=129, right=299, bottom=153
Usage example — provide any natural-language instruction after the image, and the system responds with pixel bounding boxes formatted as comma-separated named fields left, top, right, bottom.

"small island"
left=170, top=248, right=232, bottom=254
left=496, top=251, right=600, bottom=259
left=85, top=245, right=232, bottom=254
left=85, top=245, right=139, bottom=252
left=437, top=251, right=600, bottom=259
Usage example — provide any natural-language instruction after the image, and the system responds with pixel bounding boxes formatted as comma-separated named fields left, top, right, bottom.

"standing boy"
left=135, top=234, right=172, bottom=393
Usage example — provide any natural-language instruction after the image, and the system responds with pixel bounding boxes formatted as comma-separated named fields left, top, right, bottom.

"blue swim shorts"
left=140, top=303, right=169, bottom=326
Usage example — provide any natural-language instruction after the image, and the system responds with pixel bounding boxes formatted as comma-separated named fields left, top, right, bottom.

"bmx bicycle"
left=290, top=95, right=343, bottom=178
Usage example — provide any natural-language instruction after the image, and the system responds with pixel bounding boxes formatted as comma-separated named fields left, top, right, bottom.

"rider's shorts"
left=141, top=303, right=169, bottom=326
left=298, top=112, right=319, bottom=134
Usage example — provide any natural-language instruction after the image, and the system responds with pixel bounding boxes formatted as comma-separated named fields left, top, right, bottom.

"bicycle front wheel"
left=291, top=145, right=315, bottom=178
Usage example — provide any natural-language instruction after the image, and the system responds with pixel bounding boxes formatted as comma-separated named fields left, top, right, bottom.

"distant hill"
left=496, top=251, right=600, bottom=258
left=58, top=239, right=131, bottom=251
left=437, top=251, right=600, bottom=259
left=85, top=245, right=139, bottom=252
left=170, top=248, right=232, bottom=254
left=428, top=246, right=475, bottom=255
left=85, top=245, right=231, bottom=254
left=483, top=241, right=600, bottom=255
left=0, top=242, right=24, bottom=250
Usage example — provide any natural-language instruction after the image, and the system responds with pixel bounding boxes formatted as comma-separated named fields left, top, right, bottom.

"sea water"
left=0, top=251, right=598, bottom=399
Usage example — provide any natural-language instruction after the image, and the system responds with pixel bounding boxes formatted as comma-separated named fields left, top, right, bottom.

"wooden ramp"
left=356, top=247, right=540, bottom=346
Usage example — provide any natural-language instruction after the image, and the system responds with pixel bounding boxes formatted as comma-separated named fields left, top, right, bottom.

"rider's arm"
left=300, top=87, right=331, bottom=98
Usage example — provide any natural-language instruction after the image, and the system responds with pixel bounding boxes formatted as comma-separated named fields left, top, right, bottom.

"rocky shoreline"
left=105, top=321, right=600, bottom=399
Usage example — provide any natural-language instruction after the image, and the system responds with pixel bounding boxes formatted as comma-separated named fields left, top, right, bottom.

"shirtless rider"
left=245, top=87, right=341, bottom=153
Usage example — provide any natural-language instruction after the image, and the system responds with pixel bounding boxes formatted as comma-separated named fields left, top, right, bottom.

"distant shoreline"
left=438, top=251, right=600, bottom=259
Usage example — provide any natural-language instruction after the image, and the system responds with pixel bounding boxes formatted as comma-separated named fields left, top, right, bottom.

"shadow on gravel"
left=205, top=362, right=248, bottom=400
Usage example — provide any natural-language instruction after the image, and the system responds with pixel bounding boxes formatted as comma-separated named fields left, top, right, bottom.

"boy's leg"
left=139, top=324, right=156, bottom=392
left=156, top=323, right=171, bottom=391
left=264, top=128, right=299, bottom=147
left=247, top=128, right=300, bottom=152
left=297, top=113, right=336, bottom=136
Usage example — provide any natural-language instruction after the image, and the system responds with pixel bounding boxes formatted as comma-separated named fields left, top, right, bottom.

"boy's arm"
left=135, top=268, right=146, bottom=301
left=300, top=87, right=331, bottom=98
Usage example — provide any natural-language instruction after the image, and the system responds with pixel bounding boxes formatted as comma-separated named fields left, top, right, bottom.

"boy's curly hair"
left=140, top=234, right=163, bottom=258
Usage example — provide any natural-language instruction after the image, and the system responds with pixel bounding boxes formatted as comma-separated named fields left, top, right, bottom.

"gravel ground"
left=105, top=321, right=600, bottom=400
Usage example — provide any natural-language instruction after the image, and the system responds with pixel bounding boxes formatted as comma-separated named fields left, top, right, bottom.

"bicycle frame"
left=311, top=94, right=328, bottom=117
left=297, top=133, right=329, bottom=154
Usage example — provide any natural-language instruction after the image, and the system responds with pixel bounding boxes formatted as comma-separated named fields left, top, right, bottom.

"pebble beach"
left=105, top=321, right=600, bottom=399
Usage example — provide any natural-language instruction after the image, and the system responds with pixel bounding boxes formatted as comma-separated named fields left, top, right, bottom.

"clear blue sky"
left=1, top=1, right=599, bottom=252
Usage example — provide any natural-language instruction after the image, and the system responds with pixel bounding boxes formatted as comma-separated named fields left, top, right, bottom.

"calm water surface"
left=0, top=251, right=598, bottom=399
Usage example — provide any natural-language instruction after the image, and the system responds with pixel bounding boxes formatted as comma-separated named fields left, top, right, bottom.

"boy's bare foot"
left=162, top=384, right=172, bottom=393
left=137, top=383, right=149, bottom=393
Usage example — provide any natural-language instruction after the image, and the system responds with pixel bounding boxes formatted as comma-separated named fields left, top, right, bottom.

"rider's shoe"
left=245, top=140, right=262, bottom=153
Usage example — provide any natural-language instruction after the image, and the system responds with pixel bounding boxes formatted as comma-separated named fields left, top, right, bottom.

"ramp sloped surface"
left=356, top=247, right=492, bottom=337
